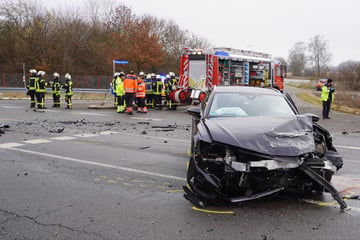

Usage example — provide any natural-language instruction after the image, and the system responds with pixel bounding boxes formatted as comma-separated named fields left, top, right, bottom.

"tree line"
left=0, top=0, right=210, bottom=76
left=287, top=35, right=360, bottom=91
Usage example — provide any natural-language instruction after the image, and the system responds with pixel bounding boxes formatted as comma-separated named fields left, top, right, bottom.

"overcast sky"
left=42, top=0, right=360, bottom=66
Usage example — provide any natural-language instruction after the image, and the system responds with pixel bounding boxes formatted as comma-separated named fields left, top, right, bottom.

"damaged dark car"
left=184, top=86, right=348, bottom=210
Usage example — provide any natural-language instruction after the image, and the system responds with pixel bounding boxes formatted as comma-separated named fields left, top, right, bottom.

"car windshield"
left=208, top=92, right=295, bottom=118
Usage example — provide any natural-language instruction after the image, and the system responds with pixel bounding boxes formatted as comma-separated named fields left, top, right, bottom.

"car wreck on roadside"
left=183, top=86, right=348, bottom=210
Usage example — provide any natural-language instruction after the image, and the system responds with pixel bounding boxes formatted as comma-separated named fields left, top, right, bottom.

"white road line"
left=0, top=142, right=25, bottom=148
left=73, top=133, right=98, bottom=138
left=100, top=131, right=120, bottom=135
left=24, top=139, right=52, bottom=144
left=50, top=136, right=77, bottom=141
left=2, top=147, right=186, bottom=181
left=131, top=117, right=163, bottom=121
left=1, top=106, right=23, bottom=109
left=336, top=145, right=360, bottom=151
left=72, top=112, right=107, bottom=116
left=118, top=132, right=190, bottom=144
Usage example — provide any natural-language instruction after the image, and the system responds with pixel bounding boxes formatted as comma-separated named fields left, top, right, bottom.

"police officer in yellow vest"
left=320, top=78, right=335, bottom=119
left=35, top=71, right=47, bottom=109
left=115, top=72, right=126, bottom=113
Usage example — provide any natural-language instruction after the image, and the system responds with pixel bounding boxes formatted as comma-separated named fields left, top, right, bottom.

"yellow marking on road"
left=192, top=206, right=234, bottom=214
left=100, top=176, right=107, bottom=179
left=157, top=186, right=169, bottom=189
left=131, top=180, right=143, bottom=183
left=94, top=178, right=101, bottom=181
left=302, top=199, right=339, bottom=207
left=167, top=189, right=184, bottom=193
left=123, top=183, right=131, bottom=186
left=116, top=177, right=123, bottom=181
left=107, top=180, right=118, bottom=184
left=187, top=149, right=191, bottom=157
left=140, top=184, right=148, bottom=188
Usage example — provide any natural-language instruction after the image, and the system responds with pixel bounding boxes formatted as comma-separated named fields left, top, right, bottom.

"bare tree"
left=308, top=35, right=332, bottom=78
left=288, top=42, right=307, bottom=76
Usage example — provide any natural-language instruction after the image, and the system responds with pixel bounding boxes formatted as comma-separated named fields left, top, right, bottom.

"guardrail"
left=0, top=87, right=110, bottom=94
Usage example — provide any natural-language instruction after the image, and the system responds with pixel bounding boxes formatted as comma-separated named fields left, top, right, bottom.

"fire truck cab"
left=171, top=47, right=287, bottom=104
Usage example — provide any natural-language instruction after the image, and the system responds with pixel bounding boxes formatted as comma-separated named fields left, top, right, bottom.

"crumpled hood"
left=203, top=115, right=315, bottom=157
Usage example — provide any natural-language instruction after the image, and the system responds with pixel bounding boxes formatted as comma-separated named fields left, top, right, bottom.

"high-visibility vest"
left=115, top=77, right=125, bottom=96
left=124, top=74, right=138, bottom=93
left=153, top=80, right=163, bottom=95
left=35, top=78, right=47, bottom=93
left=27, top=77, right=37, bottom=90
left=63, top=80, right=73, bottom=96
left=136, top=81, right=146, bottom=98
left=320, top=86, right=334, bottom=102
left=52, top=80, right=61, bottom=94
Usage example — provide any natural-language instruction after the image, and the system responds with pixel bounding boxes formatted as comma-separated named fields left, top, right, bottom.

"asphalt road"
left=1, top=87, right=360, bottom=240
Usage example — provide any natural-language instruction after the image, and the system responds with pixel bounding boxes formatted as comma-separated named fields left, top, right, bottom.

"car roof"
left=212, top=86, right=282, bottom=95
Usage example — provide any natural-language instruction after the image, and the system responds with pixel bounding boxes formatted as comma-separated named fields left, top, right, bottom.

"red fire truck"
left=169, top=47, right=287, bottom=104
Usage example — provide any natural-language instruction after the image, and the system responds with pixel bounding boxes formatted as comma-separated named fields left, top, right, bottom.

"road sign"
left=113, top=60, right=129, bottom=65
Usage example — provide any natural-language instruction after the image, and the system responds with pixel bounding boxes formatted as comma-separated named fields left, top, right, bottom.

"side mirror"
left=304, top=113, right=320, bottom=122
left=187, top=107, right=201, bottom=118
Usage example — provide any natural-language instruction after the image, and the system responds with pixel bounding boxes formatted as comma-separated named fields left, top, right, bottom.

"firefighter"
left=115, top=72, right=126, bottom=113
left=26, top=69, right=38, bottom=108
left=136, top=72, right=147, bottom=113
left=35, top=71, right=47, bottom=109
left=153, top=74, right=163, bottom=110
left=145, top=73, right=155, bottom=109
left=123, top=71, right=138, bottom=115
left=51, top=72, right=61, bottom=107
left=63, top=73, right=73, bottom=109
left=164, top=72, right=178, bottom=110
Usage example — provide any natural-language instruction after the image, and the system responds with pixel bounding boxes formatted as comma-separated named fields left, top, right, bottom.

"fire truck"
left=169, top=47, right=287, bottom=104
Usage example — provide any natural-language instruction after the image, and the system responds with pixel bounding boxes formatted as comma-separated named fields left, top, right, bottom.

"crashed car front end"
left=184, top=115, right=348, bottom=210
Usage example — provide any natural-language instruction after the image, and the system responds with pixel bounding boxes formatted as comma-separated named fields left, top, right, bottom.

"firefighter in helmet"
left=136, top=72, right=147, bottom=113
left=153, top=74, right=163, bottom=110
left=63, top=73, right=73, bottom=109
left=51, top=72, right=61, bottom=107
left=145, top=73, right=155, bottom=109
left=123, top=70, right=138, bottom=115
left=111, top=72, right=119, bottom=107
left=35, top=71, right=47, bottom=109
left=27, top=69, right=38, bottom=108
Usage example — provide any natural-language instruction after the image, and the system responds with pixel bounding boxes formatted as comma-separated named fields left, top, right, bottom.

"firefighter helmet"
left=65, top=73, right=71, bottom=80
left=119, top=72, right=125, bottom=77
left=29, top=69, right=37, bottom=74
left=38, top=71, right=46, bottom=76
left=53, top=72, right=59, bottom=78
left=113, top=72, right=120, bottom=77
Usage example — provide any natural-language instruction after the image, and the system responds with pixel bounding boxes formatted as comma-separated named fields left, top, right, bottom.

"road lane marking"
left=2, top=147, right=186, bottom=182
left=192, top=207, right=234, bottom=214
left=131, top=117, right=163, bottom=121
left=118, top=132, right=190, bottom=144
left=0, top=142, right=25, bottom=148
left=72, top=112, right=107, bottom=116
left=100, top=131, right=120, bottom=135
left=50, top=136, right=77, bottom=141
left=336, top=145, right=360, bottom=150
left=73, top=133, right=98, bottom=138
left=24, top=139, right=52, bottom=144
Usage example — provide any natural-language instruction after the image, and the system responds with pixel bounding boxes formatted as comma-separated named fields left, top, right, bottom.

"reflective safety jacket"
left=145, top=78, right=154, bottom=94
left=124, top=74, right=138, bottom=93
left=115, top=77, right=125, bottom=96
left=320, top=85, right=334, bottom=102
left=27, top=76, right=38, bottom=90
left=63, top=80, right=73, bottom=96
left=35, top=77, right=47, bottom=93
left=52, top=79, right=61, bottom=94
left=136, top=80, right=146, bottom=98
left=153, top=80, right=163, bottom=95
